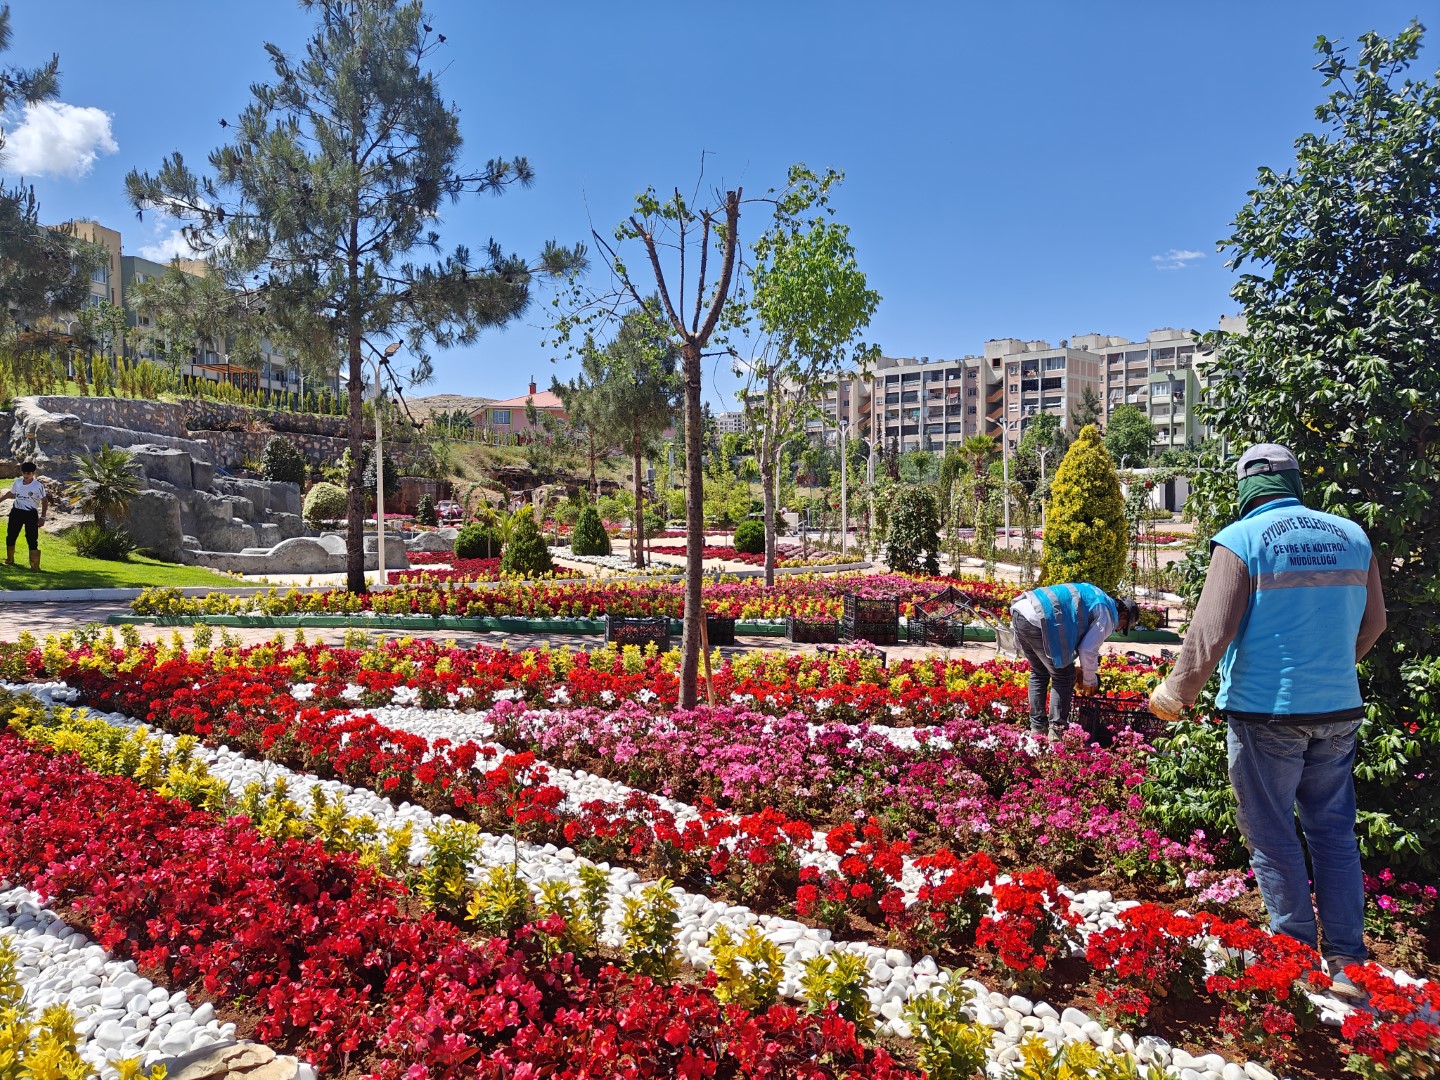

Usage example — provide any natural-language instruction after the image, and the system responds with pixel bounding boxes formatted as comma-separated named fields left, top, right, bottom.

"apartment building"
left=866, top=354, right=993, bottom=453
left=990, top=338, right=1104, bottom=445
left=715, top=410, right=747, bottom=435
left=1074, top=328, right=1202, bottom=451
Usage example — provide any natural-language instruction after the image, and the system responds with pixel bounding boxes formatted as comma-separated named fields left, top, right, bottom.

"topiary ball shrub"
left=302, top=482, right=348, bottom=529
left=733, top=518, right=765, bottom=554
left=260, top=435, right=307, bottom=486
left=571, top=504, right=611, bottom=556
left=416, top=493, right=438, bottom=527
left=500, top=506, right=553, bottom=578
left=455, top=513, right=504, bottom=559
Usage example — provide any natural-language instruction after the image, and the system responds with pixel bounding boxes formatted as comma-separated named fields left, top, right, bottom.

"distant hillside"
left=406, top=393, right=493, bottom=420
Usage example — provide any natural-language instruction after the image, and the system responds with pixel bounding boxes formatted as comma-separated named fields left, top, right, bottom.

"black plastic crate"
left=842, top=594, right=899, bottom=645
left=691, top=613, right=736, bottom=646
left=787, top=615, right=839, bottom=644
left=604, top=614, right=671, bottom=650
left=913, top=614, right=966, bottom=647
left=1073, top=695, right=1159, bottom=747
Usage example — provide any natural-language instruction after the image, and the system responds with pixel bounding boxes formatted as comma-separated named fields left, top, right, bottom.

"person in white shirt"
left=1009, top=582, right=1139, bottom=740
left=2, top=461, right=50, bottom=571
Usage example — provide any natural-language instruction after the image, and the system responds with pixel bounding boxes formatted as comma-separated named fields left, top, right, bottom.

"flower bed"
left=388, top=556, right=504, bottom=584
left=649, top=543, right=852, bottom=568
left=130, top=572, right=1019, bottom=622
left=8, top=635, right=1436, bottom=1080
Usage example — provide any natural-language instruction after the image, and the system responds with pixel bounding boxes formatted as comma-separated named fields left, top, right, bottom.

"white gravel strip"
left=13, top=682, right=1371, bottom=1080
left=0, top=884, right=243, bottom=1078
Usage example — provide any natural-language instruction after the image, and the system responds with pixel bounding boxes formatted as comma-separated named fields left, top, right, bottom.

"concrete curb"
left=0, top=585, right=340, bottom=604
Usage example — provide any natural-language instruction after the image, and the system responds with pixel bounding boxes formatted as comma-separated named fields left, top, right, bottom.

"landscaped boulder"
left=129, top=445, right=195, bottom=489
left=406, top=529, right=455, bottom=553
left=122, top=489, right=185, bottom=562
left=258, top=537, right=342, bottom=574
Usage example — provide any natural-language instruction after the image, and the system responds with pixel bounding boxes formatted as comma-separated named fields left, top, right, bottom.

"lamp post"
left=371, top=342, right=400, bottom=588
left=838, top=419, right=849, bottom=557
left=1036, top=444, right=1051, bottom=529
left=988, top=416, right=1018, bottom=552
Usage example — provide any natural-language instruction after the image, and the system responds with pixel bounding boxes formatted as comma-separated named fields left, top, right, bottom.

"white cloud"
left=1151, top=248, right=1206, bottom=271
left=136, top=221, right=207, bottom=263
left=1, top=100, right=118, bottom=178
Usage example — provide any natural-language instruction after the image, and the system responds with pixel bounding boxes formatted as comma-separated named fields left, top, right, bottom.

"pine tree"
left=125, top=0, right=582, bottom=593
left=500, top=506, right=553, bottom=578
left=570, top=504, right=611, bottom=557
left=1040, top=425, right=1126, bottom=592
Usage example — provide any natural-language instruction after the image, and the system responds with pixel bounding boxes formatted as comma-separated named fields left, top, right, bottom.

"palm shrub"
left=415, top=493, right=438, bottom=526
left=67, top=445, right=141, bottom=529
left=302, top=482, right=348, bottom=529
left=733, top=518, right=765, bottom=554
left=69, top=521, right=137, bottom=561
left=500, top=506, right=553, bottom=577
left=884, top=484, right=940, bottom=575
left=260, top=435, right=306, bottom=485
left=1040, top=425, right=1126, bottom=593
left=455, top=509, right=507, bottom=559
left=570, top=504, right=611, bottom=556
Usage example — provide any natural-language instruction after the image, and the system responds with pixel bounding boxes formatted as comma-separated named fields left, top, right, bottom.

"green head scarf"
left=1237, top=469, right=1303, bottom=515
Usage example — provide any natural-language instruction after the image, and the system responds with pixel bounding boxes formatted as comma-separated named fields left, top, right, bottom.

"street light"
left=987, top=415, right=1019, bottom=551
left=838, top=418, right=849, bottom=557
left=371, top=342, right=401, bottom=588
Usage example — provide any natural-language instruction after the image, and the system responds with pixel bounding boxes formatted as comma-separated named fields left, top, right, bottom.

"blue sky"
left=3, top=1, right=1431, bottom=408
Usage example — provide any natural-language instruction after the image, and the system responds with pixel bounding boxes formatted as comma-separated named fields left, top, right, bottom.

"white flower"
left=290, top=683, right=316, bottom=702
left=636, top=689, right=658, bottom=704
left=493, top=688, right=524, bottom=702
left=548, top=688, right=571, bottom=705
left=600, top=690, right=616, bottom=705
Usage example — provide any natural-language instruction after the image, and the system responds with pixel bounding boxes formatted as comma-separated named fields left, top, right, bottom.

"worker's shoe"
left=1324, top=957, right=1370, bottom=1003
left=29, top=551, right=41, bottom=571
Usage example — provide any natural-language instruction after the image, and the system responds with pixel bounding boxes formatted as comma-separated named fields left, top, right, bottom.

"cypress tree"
left=1040, top=424, right=1126, bottom=592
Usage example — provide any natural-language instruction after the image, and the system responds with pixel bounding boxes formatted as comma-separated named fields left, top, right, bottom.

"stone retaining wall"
left=196, top=429, right=354, bottom=471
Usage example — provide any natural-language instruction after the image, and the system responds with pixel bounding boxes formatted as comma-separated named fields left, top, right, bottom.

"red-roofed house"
left=473, top=380, right=567, bottom=435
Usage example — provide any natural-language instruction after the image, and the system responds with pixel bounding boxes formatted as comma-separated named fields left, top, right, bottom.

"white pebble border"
left=15, top=682, right=1413, bottom=1080
left=0, top=884, right=258, bottom=1078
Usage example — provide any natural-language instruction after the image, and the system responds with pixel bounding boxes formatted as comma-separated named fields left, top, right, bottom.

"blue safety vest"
left=1026, top=583, right=1116, bottom=670
left=1211, top=497, right=1371, bottom=719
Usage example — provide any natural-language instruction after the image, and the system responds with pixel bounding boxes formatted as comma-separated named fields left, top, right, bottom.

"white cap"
left=1236, top=443, right=1299, bottom=480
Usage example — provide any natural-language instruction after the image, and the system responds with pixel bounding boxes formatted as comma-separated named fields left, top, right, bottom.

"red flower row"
left=0, top=733, right=913, bottom=1080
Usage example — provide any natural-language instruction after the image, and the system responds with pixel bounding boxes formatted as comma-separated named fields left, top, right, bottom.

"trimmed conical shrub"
left=1040, top=424, right=1127, bottom=592
left=500, top=506, right=554, bottom=578
left=571, top=504, right=611, bottom=556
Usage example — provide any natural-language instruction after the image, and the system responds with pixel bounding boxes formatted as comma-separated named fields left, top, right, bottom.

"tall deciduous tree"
left=734, top=166, right=880, bottom=585
left=125, top=0, right=582, bottom=592
left=1102, top=403, right=1156, bottom=468
left=553, top=310, right=680, bottom=567
left=1195, top=23, right=1440, bottom=868
left=554, top=180, right=743, bottom=708
left=1069, top=386, right=1103, bottom=431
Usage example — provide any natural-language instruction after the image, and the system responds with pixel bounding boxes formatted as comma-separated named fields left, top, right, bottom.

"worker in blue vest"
left=1149, top=443, right=1387, bottom=999
left=1009, top=582, right=1140, bottom=740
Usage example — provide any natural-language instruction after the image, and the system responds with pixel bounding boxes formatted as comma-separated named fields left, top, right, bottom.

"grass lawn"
left=0, top=542, right=240, bottom=592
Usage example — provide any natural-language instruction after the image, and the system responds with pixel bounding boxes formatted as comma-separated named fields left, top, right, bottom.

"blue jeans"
left=1011, top=611, right=1075, bottom=734
left=1226, top=717, right=1366, bottom=963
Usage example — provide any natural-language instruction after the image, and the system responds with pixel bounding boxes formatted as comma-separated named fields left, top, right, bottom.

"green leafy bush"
left=570, top=504, right=611, bottom=556
left=415, top=493, right=437, bottom=527
left=302, top=482, right=348, bottom=529
left=67, top=445, right=141, bottom=529
left=884, top=484, right=940, bottom=575
left=1040, top=425, right=1127, bottom=593
left=733, top=518, right=765, bottom=554
left=69, top=522, right=136, bottom=561
left=455, top=511, right=505, bottom=559
left=260, top=435, right=306, bottom=486
left=500, top=506, right=553, bottom=578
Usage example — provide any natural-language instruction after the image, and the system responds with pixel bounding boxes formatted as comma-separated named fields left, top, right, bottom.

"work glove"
left=1148, top=680, right=1184, bottom=722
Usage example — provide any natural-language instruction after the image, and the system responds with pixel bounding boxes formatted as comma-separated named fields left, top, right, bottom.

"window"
left=1008, top=383, right=1018, bottom=393
left=1044, top=356, right=1065, bottom=371
left=91, top=266, right=108, bottom=284
left=492, top=408, right=512, bottom=426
